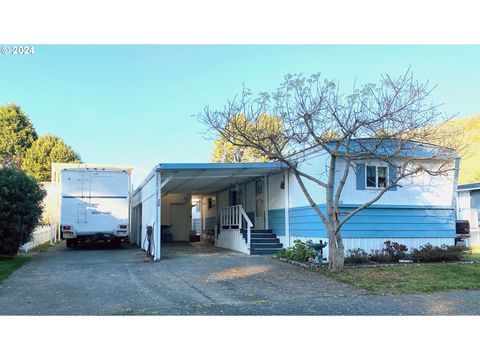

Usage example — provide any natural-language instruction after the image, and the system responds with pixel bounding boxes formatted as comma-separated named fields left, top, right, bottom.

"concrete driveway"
left=1, top=241, right=479, bottom=315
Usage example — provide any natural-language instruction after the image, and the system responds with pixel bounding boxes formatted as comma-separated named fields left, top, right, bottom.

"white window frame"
left=365, top=165, right=389, bottom=189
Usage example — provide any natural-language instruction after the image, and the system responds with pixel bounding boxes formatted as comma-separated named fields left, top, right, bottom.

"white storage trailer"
left=51, top=163, right=133, bottom=248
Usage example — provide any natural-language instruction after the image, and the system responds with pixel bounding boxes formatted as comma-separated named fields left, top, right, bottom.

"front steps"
left=241, top=229, right=283, bottom=255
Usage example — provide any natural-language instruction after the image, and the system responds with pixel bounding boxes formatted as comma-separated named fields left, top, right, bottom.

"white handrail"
left=220, top=205, right=253, bottom=246
left=239, top=205, right=253, bottom=246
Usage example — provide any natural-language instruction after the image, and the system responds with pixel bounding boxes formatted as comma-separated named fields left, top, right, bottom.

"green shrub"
left=345, top=248, right=369, bottom=264
left=0, top=167, right=45, bottom=256
left=411, top=244, right=464, bottom=263
left=277, top=239, right=316, bottom=262
left=368, top=249, right=392, bottom=263
left=368, top=241, right=409, bottom=263
left=383, top=241, right=409, bottom=261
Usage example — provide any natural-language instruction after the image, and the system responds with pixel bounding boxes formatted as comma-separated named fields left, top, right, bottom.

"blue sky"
left=1, top=45, right=479, bottom=185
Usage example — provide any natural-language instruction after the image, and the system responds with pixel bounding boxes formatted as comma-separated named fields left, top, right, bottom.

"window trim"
left=365, top=165, right=389, bottom=189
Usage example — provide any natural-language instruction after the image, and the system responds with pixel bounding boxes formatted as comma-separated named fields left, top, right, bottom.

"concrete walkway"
left=0, top=241, right=479, bottom=315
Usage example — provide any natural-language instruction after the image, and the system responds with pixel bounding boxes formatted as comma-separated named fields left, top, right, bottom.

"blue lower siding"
left=269, top=205, right=455, bottom=238
left=268, top=209, right=286, bottom=236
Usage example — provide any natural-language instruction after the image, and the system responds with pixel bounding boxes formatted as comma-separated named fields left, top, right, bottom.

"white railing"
left=220, top=205, right=253, bottom=246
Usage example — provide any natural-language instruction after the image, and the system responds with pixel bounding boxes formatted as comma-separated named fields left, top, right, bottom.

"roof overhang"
left=156, top=162, right=285, bottom=195
left=457, top=183, right=480, bottom=192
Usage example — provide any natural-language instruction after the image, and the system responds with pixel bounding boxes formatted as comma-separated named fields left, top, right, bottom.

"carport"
left=130, top=162, right=285, bottom=260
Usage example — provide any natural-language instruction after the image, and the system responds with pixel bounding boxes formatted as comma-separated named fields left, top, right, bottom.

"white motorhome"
left=51, top=163, right=133, bottom=248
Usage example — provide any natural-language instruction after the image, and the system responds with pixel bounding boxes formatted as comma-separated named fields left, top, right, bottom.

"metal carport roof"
left=156, top=162, right=285, bottom=195
left=131, top=162, right=286, bottom=261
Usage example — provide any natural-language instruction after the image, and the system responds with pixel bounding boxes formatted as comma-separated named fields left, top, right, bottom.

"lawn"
left=319, top=262, right=480, bottom=294
left=461, top=251, right=480, bottom=262
left=28, top=242, right=51, bottom=252
left=0, top=256, right=31, bottom=283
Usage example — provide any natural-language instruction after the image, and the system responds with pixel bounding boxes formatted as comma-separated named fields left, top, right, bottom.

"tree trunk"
left=328, top=231, right=345, bottom=272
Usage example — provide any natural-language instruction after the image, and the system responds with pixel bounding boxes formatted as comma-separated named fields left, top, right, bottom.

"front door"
left=255, top=179, right=265, bottom=229
left=171, top=203, right=190, bottom=241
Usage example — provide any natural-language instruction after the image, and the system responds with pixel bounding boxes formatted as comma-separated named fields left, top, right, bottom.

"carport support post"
left=214, top=192, right=218, bottom=242
left=264, top=175, right=269, bottom=229
left=155, top=171, right=161, bottom=261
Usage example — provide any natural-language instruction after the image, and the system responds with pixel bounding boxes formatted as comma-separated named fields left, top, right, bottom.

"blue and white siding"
left=288, top=204, right=454, bottom=255
left=265, top=152, right=456, bottom=257
left=265, top=149, right=330, bottom=248
left=335, top=157, right=456, bottom=208
left=190, top=150, right=456, bottom=256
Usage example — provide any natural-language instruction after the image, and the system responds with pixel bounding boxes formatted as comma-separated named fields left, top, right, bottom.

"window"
left=207, top=197, right=216, bottom=209
left=366, top=165, right=388, bottom=189
left=378, top=166, right=387, bottom=188
left=366, top=166, right=376, bottom=187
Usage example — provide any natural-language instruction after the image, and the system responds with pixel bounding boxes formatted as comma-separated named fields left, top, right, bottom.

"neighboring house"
left=457, top=182, right=480, bottom=247
left=131, top=139, right=458, bottom=260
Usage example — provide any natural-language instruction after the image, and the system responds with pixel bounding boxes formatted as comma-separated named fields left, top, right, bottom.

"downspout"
left=264, top=175, right=269, bottom=229
left=52, top=167, right=58, bottom=245
left=214, top=191, right=219, bottom=243
left=155, top=170, right=162, bottom=260
left=128, top=176, right=133, bottom=244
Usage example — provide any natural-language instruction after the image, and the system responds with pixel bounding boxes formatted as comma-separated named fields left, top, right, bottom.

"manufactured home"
left=457, top=182, right=480, bottom=247
left=131, top=140, right=458, bottom=260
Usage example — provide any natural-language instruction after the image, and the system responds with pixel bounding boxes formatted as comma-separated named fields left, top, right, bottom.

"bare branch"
left=197, top=69, right=460, bottom=272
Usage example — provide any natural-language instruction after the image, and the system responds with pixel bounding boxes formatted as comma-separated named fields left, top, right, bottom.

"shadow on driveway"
left=0, top=241, right=479, bottom=315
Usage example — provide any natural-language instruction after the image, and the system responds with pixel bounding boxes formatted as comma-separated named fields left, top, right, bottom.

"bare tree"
left=198, top=70, right=461, bottom=271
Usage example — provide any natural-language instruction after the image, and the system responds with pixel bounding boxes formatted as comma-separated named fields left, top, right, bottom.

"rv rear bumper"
left=68, top=232, right=128, bottom=241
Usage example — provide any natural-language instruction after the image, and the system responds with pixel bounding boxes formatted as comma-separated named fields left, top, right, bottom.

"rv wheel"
left=66, top=239, right=72, bottom=248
